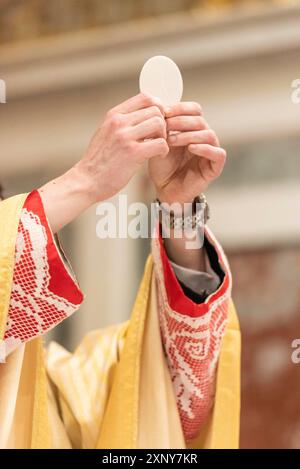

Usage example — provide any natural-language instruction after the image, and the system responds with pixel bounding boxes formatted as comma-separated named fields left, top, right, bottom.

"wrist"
left=155, top=193, right=209, bottom=233
left=74, top=157, right=115, bottom=206
left=70, top=162, right=98, bottom=207
left=155, top=190, right=194, bottom=207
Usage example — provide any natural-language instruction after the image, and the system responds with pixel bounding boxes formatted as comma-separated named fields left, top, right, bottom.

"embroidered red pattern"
left=4, top=192, right=83, bottom=354
left=152, top=230, right=231, bottom=441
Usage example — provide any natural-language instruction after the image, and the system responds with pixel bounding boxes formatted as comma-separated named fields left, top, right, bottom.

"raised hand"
left=78, top=93, right=169, bottom=203
left=40, top=93, right=168, bottom=233
left=149, top=102, right=226, bottom=204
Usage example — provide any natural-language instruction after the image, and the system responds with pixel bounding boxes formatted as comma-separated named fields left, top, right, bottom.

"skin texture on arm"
left=39, top=165, right=94, bottom=235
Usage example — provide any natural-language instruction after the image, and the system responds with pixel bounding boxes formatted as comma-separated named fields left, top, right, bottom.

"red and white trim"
left=152, top=226, right=232, bottom=441
left=3, top=191, right=83, bottom=357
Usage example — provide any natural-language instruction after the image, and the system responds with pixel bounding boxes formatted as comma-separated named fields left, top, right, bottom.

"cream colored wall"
left=1, top=4, right=300, bottom=348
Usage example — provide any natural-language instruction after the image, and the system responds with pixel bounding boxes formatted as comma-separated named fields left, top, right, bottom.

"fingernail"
left=164, top=107, right=172, bottom=116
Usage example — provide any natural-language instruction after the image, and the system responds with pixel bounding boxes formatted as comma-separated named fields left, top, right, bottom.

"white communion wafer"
left=139, top=55, right=183, bottom=106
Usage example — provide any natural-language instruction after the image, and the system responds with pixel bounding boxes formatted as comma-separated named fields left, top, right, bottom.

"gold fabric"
left=0, top=195, right=50, bottom=448
left=0, top=194, right=27, bottom=340
left=0, top=194, right=241, bottom=449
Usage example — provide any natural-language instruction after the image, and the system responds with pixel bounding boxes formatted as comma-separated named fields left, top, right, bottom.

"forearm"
left=39, top=164, right=93, bottom=234
left=158, top=196, right=206, bottom=271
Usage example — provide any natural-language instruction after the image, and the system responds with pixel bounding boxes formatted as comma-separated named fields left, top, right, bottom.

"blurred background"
left=1, top=0, right=300, bottom=448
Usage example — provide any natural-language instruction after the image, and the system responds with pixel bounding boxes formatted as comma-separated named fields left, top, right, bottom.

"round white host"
left=139, top=55, right=183, bottom=106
